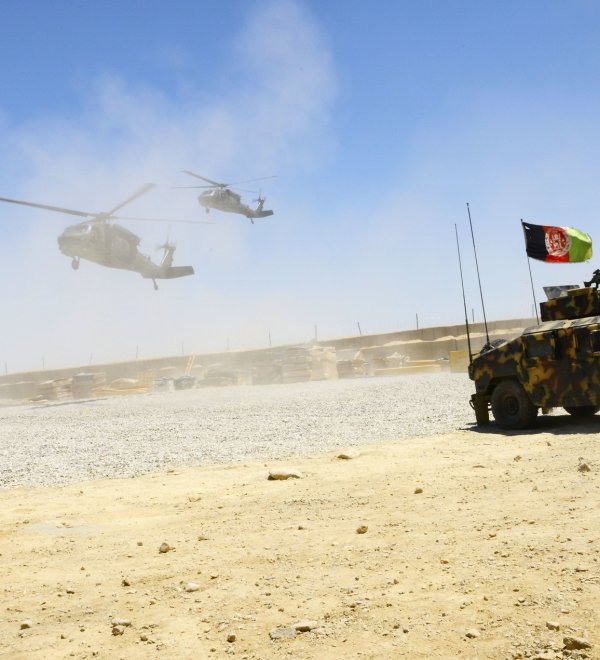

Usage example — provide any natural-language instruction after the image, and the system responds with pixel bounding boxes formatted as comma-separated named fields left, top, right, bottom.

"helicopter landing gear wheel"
left=71, top=258, right=80, bottom=270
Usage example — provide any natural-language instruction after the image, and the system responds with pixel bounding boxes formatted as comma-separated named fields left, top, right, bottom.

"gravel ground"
left=0, top=372, right=475, bottom=488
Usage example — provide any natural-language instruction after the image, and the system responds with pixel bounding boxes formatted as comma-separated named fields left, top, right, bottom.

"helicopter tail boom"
left=252, top=209, right=274, bottom=218
left=141, top=265, right=194, bottom=280
left=163, top=265, right=195, bottom=279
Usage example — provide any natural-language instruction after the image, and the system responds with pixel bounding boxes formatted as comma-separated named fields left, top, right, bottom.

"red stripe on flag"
left=542, top=225, right=570, bottom=262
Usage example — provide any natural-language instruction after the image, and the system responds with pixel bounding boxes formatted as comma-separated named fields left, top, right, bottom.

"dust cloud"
left=3, top=2, right=600, bottom=374
left=0, top=2, right=337, bottom=374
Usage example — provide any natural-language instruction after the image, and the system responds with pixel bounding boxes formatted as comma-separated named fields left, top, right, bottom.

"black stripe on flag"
left=522, top=221, right=548, bottom=261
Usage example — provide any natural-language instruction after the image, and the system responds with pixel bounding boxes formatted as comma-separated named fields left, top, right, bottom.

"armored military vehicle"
left=469, top=271, right=600, bottom=429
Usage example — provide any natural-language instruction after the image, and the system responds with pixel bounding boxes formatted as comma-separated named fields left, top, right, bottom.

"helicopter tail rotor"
left=156, top=226, right=176, bottom=268
left=253, top=192, right=266, bottom=212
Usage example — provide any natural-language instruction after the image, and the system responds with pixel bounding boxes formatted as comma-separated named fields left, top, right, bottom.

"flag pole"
left=455, top=223, right=473, bottom=363
left=466, top=203, right=490, bottom=346
left=522, top=220, right=540, bottom=324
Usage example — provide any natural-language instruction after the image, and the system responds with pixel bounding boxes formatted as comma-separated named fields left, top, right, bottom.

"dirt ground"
left=1, top=421, right=599, bottom=659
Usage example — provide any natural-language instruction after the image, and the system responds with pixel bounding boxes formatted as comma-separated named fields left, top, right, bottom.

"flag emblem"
left=522, top=221, right=592, bottom=263
left=544, top=227, right=570, bottom=258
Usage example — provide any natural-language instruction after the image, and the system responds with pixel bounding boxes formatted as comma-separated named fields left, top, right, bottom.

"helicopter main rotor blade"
left=0, top=195, right=93, bottom=218
left=0, top=182, right=157, bottom=221
left=182, top=171, right=226, bottom=187
left=105, top=182, right=156, bottom=217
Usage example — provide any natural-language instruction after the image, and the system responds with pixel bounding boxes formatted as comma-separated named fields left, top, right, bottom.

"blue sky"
left=2, top=0, right=600, bottom=372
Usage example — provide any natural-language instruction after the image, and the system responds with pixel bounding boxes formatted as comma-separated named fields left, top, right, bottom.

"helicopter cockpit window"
left=523, top=332, right=557, bottom=359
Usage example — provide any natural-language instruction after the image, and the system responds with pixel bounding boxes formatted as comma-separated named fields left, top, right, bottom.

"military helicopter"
left=177, top=171, right=276, bottom=223
left=0, top=183, right=198, bottom=289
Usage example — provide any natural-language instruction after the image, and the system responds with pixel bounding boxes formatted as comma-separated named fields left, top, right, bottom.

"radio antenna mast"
left=466, top=203, right=490, bottom=346
left=521, top=220, right=540, bottom=324
left=455, top=223, right=473, bottom=363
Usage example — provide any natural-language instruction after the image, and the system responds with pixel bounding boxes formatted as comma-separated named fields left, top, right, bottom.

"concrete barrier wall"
left=0, top=317, right=535, bottom=397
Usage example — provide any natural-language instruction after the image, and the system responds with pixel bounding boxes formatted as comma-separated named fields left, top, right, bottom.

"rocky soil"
left=0, top=373, right=473, bottom=488
left=1, top=373, right=599, bottom=658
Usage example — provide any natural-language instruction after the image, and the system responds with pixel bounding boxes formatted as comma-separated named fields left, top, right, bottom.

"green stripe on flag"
left=568, top=227, right=593, bottom=262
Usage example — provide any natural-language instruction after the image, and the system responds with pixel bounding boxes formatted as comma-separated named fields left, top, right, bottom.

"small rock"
left=269, top=627, right=297, bottom=640
left=563, top=636, right=592, bottom=650
left=158, top=542, right=172, bottom=554
left=112, top=625, right=125, bottom=636
left=356, top=525, right=368, bottom=534
left=140, top=634, right=148, bottom=642
left=227, top=633, right=236, bottom=643
left=137, top=541, right=143, bottom=546
left=414, top=487, right=423, bottom=494
left=337, top=453, right=354, bottom=460
left=578, top=461, right=591, bottom=473
left=184, top=582, right=200, bottom=593
left=465, top=628, right=480, bottom=638
left=20, top=620, right=33, bottom=630
left=268, top=469, right=302, bottom=480
left=121, top=578, right=131, bottom=587
left=293, top=620, right=319, bottom=633
left=111, top=618, right=132, bottom=627
left=514, top=455, right=522, bottom=461
left=546, top=621, right=560, bottom=631
left=197, top=534, right=209, bottom=541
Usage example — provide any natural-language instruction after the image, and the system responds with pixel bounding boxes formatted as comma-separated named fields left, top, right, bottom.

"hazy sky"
left=2, top=0, right=600, bottom=373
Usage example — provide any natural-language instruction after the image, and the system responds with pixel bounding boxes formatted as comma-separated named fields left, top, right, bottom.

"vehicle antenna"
left=521, top=220, right=540, bottom=324
left=455, top=223, right=473, bottom=363
left=466, top=203, right=490, bottom=346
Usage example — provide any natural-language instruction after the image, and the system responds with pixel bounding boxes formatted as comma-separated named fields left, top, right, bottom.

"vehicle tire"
left=564, top=405, right=600, bottom=417
left=491, top=380, right=538, bottom=430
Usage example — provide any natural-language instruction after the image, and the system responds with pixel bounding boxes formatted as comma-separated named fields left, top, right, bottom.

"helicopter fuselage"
left=197, top=189, right=273, bottom=219
left=58, top=221, right=140, bottom=269
left=0, top=183, right=194, bottom=287
left=57, top=220, right=194, bottom=283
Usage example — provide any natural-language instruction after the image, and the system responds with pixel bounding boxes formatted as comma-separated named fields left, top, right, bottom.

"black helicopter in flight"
left=177, top=171, right=275, bottom=223
left=0, top=183, right=197, bottom=289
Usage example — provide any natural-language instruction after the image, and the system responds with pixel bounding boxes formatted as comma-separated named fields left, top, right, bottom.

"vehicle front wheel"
left=491, top=380, right=538, bottom=430
left=564, top=405, right=600, bottom=417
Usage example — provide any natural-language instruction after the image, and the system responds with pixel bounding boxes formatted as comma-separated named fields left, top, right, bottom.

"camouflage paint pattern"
left=469, top=315, right=600, bottom=410
left=540, top=287, right=600, bottom=321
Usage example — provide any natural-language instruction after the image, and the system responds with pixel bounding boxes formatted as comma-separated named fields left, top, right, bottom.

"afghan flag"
left=521, top=221, right=593, bottom=263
